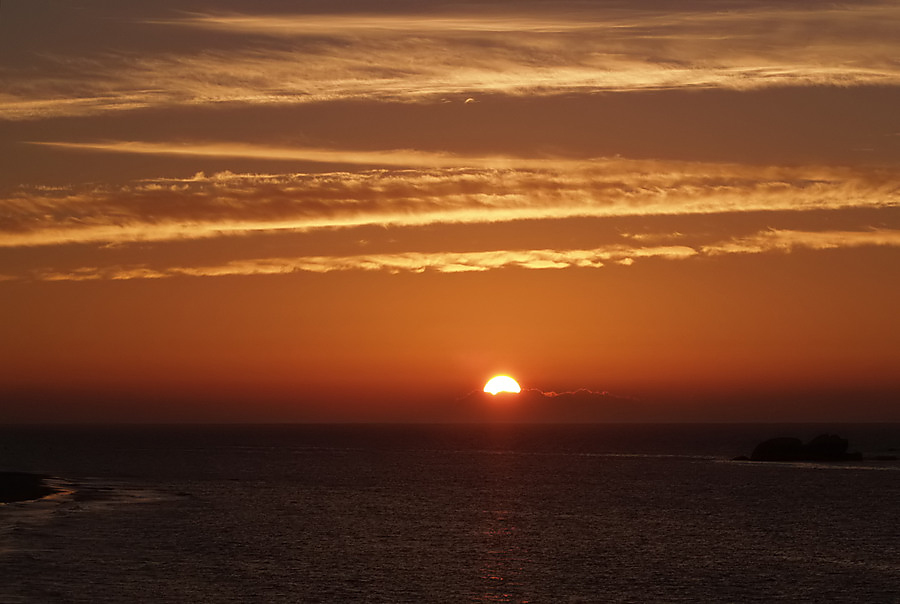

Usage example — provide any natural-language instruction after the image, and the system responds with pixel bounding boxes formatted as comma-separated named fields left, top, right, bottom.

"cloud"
left=17, top=228, right=898, bottom=282
left=528, top=387, right=630, bottom=399
left=3, top=3, right=899, bottom=120
left=461, top=386, right=644, bottom=422
left=2, top=151, right=897, bottom=249
left=25, top=245, right=682, bottom=281
left=29, top=141, right=489, bottom=169
left=704, top=228, right=900, bottom=255
left=4, top=145, right=896, bottom=282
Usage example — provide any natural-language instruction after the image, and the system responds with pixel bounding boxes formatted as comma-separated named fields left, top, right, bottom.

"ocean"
left=1, top=424, right=898, bottom=603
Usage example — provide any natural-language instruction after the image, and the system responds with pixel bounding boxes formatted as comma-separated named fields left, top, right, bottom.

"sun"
left=484, top=375, right=521, bottom=395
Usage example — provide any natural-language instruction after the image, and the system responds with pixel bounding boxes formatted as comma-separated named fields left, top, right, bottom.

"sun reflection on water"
left=478, top=508, right=528, bottom=603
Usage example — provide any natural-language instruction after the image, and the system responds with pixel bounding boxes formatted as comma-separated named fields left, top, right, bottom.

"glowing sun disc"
left=484, top=375, right=521, bottom=395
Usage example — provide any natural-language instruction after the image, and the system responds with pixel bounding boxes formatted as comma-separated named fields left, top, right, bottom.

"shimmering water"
left=1, top=424, right=898, bottom=603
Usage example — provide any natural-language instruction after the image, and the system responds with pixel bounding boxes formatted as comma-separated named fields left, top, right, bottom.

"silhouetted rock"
left=805, top=434, right=849, bottom=460
left=0, top=471, right=58, bottom=503
left=751, top=437, right=805, bottom=461
left=747, top=434, right=862, bottom=462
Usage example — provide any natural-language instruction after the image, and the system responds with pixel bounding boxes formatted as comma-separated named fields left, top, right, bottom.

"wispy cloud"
left=29, top=141, right=484, bottom=168
left=3, top=3, right=899, bottom=120
left=3, top=149, right=898, bottom=248
left=24, top=228, right=900, bottom=282
left=704, top=228, right=900, bottom=255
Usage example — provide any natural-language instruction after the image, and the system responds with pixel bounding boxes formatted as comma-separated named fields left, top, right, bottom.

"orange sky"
left=1, top=1, right=898, bottom=422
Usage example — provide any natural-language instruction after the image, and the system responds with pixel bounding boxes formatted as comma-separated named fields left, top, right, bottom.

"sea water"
left=1, top=424, right=898, bottom=603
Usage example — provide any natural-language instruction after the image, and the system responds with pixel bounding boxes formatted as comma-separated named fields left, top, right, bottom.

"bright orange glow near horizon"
left=0, top=1, right=898, bottom=423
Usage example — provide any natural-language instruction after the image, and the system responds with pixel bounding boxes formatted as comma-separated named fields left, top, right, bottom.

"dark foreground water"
left=1, top=424, right=898, bottom=603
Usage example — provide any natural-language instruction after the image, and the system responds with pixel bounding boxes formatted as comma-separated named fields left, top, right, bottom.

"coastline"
left=0, top=471, right=59, bottom=504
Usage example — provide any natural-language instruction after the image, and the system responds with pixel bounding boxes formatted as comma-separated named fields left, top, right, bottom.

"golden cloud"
left=3, top=148, right=898, bottom=248
left=22, top=229, right=899, bottom=282
left=705, top=228, right=900, bottom=255
left=3, top=4, right=899, bottom=120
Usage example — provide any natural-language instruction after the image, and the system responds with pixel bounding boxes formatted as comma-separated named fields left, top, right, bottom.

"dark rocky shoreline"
left=0, top=471, right=59, bottom=503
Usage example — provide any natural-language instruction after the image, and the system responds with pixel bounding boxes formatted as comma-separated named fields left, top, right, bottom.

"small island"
left=0, top=471, right=59, bottom=503
left=735, top=434, right=870, bottom=462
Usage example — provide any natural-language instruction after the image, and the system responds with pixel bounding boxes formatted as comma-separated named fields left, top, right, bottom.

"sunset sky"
left=1, top=0, right=898, bottom=422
